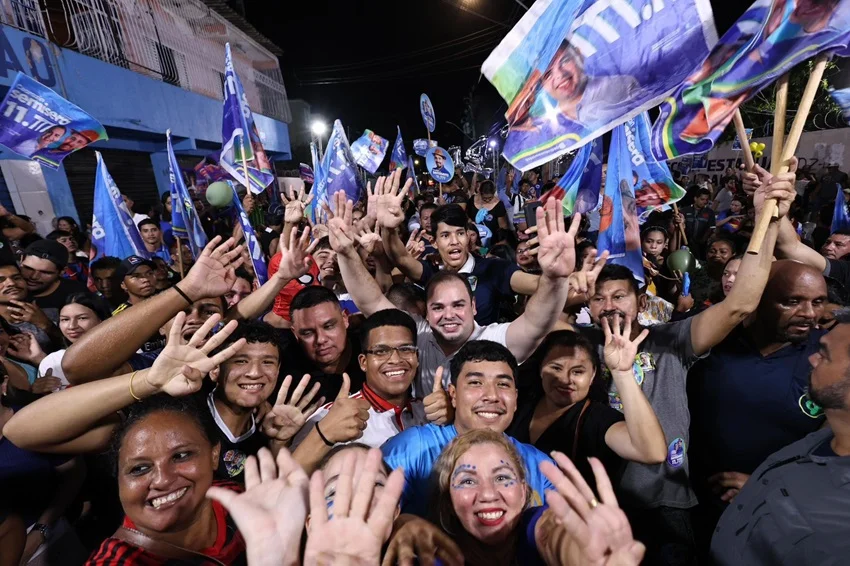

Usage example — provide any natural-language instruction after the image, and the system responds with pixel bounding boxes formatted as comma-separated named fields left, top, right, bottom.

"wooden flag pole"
left=746, top=55, right=828, bottom=255
left=732, top=110, right=755, bottom=171
left=672, top=203, right=688, bottom=246
left=175, top=235, right=185, bottom=279
left=770, top=74, right=790, bottom=176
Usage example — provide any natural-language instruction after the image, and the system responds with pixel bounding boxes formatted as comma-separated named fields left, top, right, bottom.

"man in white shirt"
left=291, top=308, right=430, bottom=472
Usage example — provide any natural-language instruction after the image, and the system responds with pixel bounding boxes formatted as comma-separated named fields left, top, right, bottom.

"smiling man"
left=381, top=340, right=554, bottom=517
left=291, top=308, right=427, bottom=472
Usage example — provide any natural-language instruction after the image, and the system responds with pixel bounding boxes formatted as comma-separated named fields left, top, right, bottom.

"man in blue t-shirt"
left=382, top=340, right=554, bottom=516
left=380, top=196, right=541, bottom=324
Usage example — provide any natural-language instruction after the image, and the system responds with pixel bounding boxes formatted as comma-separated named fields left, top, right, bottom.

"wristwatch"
left=32, top=523, right=49, bottom=539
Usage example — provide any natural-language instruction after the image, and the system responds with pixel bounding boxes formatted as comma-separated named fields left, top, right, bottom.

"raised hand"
left=242, top=192, right=256, bottom=215
left=365, top=179, right=380, bottom=225
left=324, top=191, right=357, bottom=255
left=377, top=169, right=410, bottom=231
left=355, top=224, right=384, bottom=257
left=531, top=199, right=580, bottom=280
left=31, top=368, right=61, bottom=395
left=568, top=251, right=609, bottom=298
left=180, top=236, right=245, bottom=301
left=282, top=184, right=314, bottom=224
left=317, top=373, right=370, bottom=444
left=382, top=514, right=464, bottom=566
left=276, top=225, right=317, bottom=282
left=8, top=300, right=52, bottom=330
left=262, top=374, right=325, bottom=444
left=145, top=312, right=246, bottom=397
left=753, top=156, right=798, bottom=219
left=304, top=448, right=405, bottom=566
left=602, top=314, right=648, bottom=373
left=423, top=367, right=453, bottom=426
left=7, top=332, right=46, bottom=365
left=405, top=229, right=426, bottom=260
left=540, top=453, right=644, bottom=566
left=207, top=448, right=308, bottom=566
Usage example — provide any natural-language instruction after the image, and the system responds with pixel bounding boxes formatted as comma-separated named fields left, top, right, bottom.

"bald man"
left=687, top=260, right=829, bottom=552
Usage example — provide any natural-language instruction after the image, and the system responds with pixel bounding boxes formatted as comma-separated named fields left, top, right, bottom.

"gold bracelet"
left=128, top=371, right=141, bottom=402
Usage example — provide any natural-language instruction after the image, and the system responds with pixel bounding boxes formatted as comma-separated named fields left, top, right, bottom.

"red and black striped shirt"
left=86, top=481, right=246, bottom=566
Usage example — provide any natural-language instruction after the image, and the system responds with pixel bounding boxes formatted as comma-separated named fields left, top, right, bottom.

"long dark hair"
left=520, top=330, right=608, bottom=403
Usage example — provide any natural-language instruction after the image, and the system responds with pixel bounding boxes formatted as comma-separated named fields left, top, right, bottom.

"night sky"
left=245, top=0, right=748, bottom=160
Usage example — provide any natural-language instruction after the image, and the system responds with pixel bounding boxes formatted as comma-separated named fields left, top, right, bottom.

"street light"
left=311, top=120, right=327, bottom=136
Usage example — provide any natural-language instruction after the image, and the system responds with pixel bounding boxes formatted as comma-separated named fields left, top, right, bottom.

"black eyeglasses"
left=365, top=345, right=418, bottom=360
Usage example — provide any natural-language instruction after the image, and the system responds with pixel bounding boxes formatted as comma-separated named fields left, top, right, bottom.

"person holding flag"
left=167, top=130, right=208, bottom=270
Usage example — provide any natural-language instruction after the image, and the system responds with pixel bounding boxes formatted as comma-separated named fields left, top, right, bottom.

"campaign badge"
left=426, top=146, right=454, bottom=184
left=799, top=393, right=824, bottom=419
left=420, top=93, right=436, bottom=133
left=667, top=438, right=685, bottom=468
left=467, top=275, right=478, bottom=292
left=637, top=352, right=655, bottom=372
left=223, top=449, right=247, bottom=477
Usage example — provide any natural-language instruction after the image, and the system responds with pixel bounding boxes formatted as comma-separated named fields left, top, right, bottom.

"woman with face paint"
left=433, top=429, right=645, bottom=565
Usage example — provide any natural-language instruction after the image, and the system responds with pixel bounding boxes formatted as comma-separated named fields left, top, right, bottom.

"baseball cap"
left=265, top=204, right=285, bottom=226
left=24, top=239, right=68, bottom=269
left=116, top=256, right=155, bottom=279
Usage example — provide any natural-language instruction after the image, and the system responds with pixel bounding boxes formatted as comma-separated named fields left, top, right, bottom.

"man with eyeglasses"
left=290, top=308, right=431, bottom=473
left=21, top=240, right=97, bottom=323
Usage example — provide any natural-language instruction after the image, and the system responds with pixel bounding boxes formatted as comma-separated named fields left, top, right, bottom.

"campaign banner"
left=194, top=154, right=228, bottom=188
left=420, top=93, right=436, bottom=132
left=625, top=113, right=686, bottom=219
left=481, top=0, right=716, bottom=171
left=168, top=131, right=208, bottom=260
left=350, top=129, right=389, bottom=175
left=0, top=72, right=106, bottom=169
left=597, top=123, right=644, bottom=284
left=426, top=146, right=454, bottom=183
left=299, top=163, right=315, bottom=184
left=731, top=128, right=753, bottom=151
left=389, top=126, right=408, bottom=171
left=230, top=181, right=268, bottom=285
left=652, top=0, right=850, bottom=160
left=221, top=43, right=274, bottom=194
left=314, top=120, right=363, bottom=214
left=91, top=152, right=146, bottom=261
left=557, top=137, right=603, bottom=217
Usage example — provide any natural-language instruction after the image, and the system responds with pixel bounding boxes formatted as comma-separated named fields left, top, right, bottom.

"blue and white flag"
left=168, top=130, right=208, bottom=259
left=389, top=127, right=408, bottom=171
left=557, top=137, right=603, bottom=217
left=350, top=129, right=389, bottom=175
left=230, top=181, right=268, bottom=285
left=597, top=123, right=644, bottom=284
left=626, top=113, right=685, bottom=220
left=309, top=141, right=324, bottom=223
left=318, top=120, right=363, bottom=208
left=832, top=190, right=850, bottom=234
left=0, top=73, right=107, bottom=169
left=221, top=43, right=274, bottom=194
left=91, top=152, right=146, bottom=261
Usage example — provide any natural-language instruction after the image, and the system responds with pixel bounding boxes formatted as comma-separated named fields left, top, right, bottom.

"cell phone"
left=525, top=201, right=543, bottom=228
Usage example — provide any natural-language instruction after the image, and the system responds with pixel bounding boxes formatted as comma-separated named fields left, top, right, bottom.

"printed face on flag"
left=350, top=129, right=389, bottom=175
left=481, top=0, right=717, bottom=171
left=0, top=73, right=107, bottom=169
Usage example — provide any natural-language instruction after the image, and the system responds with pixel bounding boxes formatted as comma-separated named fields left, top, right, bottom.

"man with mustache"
left=688, top=260, right=828, bottom=548
left=581, top=167, right=798, bottom=564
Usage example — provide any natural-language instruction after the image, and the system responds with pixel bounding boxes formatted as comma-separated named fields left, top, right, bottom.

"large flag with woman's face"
left=652, top=0, right=850, bottom=160
left=221, top=43, right=274, bottom=194
left=481, top=0, right=717, bottom=171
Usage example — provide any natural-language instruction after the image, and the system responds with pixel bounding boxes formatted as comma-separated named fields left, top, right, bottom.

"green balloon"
left=667, top=249, right=695, bottom=273
left=205, top=181, right=233, bottom=208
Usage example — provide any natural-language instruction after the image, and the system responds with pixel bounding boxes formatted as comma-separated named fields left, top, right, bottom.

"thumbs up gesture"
left=423, top=367, right=454, bottom=426
left=317, top=373, right=371, bottom=444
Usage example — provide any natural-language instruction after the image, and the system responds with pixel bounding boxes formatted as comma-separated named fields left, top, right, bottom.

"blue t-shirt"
left=381, top=423, right=554, bottom=517
left=417, top=255, right=520, bottom=325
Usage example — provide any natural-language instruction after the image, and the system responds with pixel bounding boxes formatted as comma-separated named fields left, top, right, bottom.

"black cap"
left=24, top=239, right=68, bottom=269
left=265, top=204, right=285, bottom=226
left=115, top=255, right=155, bottom=279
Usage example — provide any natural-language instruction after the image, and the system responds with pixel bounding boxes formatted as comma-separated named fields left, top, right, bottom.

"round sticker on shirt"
left=667, top=438, right=685, bottom=468
left=223, top=449, right=247, bottom=477
left=799, top=393, right=824, bottom=419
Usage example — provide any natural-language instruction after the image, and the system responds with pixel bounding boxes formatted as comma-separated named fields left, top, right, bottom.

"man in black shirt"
left=21, top=240, right=94, bottom=323
left=111, top=256, right=157, bottom=316
left=282, top=286, right=366, bottom=401
left=259, top=206, right=283, bottom=259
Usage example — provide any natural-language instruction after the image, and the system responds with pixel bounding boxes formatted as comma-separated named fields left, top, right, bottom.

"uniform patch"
left=799, top=393, right=824, bottom=419
left=667, top=438, right=685, bottom=468
left=223, top=449, right=247, bottom=477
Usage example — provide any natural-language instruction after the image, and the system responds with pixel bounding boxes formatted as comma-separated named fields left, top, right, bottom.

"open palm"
left=535, top=199, right=579, bottom=279
left=181, top=236, right=244, bottom=300
left=376, top=170, right=408, bottom=230
left=602, top=315, right=648, bottom=373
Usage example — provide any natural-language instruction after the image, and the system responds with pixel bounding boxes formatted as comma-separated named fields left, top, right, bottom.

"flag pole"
left=672, top=203, right=688, bottom=246
left=746, top=55, right=828, bottom=255
left=175, top=236, right=185, bottom=279
left=770, top=75, right=790, bottom=176
left=732, top=110, right=755, bottom=171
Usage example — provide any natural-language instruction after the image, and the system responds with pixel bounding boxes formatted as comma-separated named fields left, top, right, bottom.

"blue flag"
left=91, top=152, right=146, bottom=261
left=556, top=138, right=602, bottom=217
left=230, top=182, right=268, bottom=285
left=319, top=120, right=363, bottom=208
left=832, top=191, right=850, bottom=233
left=221, top=43, right=274, bottom=194
left=407, top=156, right=419, bottom=196
left=390, top=127, right=408, bottom=171
left=597, top=123, right=644, bottom=284
left=309, top=141, right=325, bottom=223
left=652, top=0, right=850, bottom=160
left=481, top=0, right=717, bottom=171
left=0, top=73, right=107, bottom=169
left=625, top=113, right=686, bottom=220
left=168, top=130, right=208, bottom=259
left=830, top=87, right=850, bottom=123
left=350, top=129, right=389, bottom=175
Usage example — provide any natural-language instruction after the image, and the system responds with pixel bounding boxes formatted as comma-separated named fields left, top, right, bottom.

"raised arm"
left=377, top=170, right=424, bottom=281
left=3, top=313, right=245, bottom=454
left=0, top=204, right=35, bottom=239
left=505, top=199, right=578, bottom=362
left=326, top=191, right=395, bottom=316
left=690, top=163, right=798, bottom=356
left=62, top=237, right=244, bottom=384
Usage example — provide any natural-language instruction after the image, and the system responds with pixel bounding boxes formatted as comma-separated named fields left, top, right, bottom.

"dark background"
left=244, top=0, right=749, bottom=160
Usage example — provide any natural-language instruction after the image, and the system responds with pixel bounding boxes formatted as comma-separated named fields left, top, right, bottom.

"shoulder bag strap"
left=572, top=399, right=592, bottom=462
left=114, top=527, right=226, bottom=566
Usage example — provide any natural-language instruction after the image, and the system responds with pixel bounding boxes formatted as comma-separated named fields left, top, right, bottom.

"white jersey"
left=291, top=385, right=427, bottom=450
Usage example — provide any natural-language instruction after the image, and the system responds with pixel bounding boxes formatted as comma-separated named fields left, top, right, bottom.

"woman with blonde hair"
left=433, top=428, right=645, bottom=566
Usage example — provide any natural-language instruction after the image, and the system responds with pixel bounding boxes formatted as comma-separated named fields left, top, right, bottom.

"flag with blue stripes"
left=91, top=152, right=146, bottom=261
left=168, top=130, right=208, bottom=259
left=390, top=126, right=408, bottom=171
left=230, top=181, right=268, bottom=284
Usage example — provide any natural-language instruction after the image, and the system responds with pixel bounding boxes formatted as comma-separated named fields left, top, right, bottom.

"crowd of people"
left=0, top=154, right=849, bottom=566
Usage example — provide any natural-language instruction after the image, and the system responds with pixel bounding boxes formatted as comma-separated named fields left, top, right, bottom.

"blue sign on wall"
left=0, top=27, right=58, bottom=90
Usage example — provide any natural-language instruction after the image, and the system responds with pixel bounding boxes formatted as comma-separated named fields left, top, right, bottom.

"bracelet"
left=315, top=421, right=334, bottom=447
left=128, top=371, right=141, bottom=402
left=173, top=285, right=193, bottom=306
